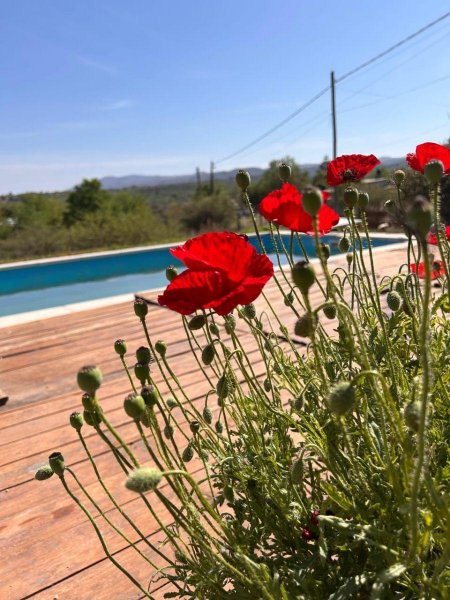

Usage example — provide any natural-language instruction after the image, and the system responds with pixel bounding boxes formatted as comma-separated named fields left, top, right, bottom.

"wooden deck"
left=0, top=245, right=408, bottom=600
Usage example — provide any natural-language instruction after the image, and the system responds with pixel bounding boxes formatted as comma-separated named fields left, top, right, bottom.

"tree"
left=312, top=156, right=329, bottom=189
left=64, top=179, right=108, bottom=226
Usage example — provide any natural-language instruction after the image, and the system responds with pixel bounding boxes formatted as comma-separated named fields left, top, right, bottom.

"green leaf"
left=328, top=574, right=369, bottom=600
left=370, top=563, right=407, bottom=599
left=321, top=482, right=354, bottom=511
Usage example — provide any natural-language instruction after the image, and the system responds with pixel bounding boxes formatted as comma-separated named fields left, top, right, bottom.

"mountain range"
left=100, top=157, right=405, bottom=190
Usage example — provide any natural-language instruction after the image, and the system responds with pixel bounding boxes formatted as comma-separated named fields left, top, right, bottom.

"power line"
left=336, top=11, right=450, bottom=83
left=215, top=86, right=330, bottom=165
left=213, top=11, right=450, bottom=165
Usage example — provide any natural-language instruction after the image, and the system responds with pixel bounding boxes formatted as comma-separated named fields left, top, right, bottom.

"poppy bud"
left=48, top=451, right=65, bottom=476
left=290, top=458, right=303, bottom=485
left=202, top=343, right=216, bottom=365
left=294, top=313, right=317, bottom=338
left=70, top=411, right=84, bottom=431
left=302, top=188, right=323, bottom=217
left=188, top=314, right=206, bottom=330
left=224, top=315, right=236, bottom=334
left=182, top=444, right=194, bottom=462
left=154, top=340, right=167, bottom=357
left=263, top=378, right=271, bottom=392
left=190, top=420, right=200, bottom=434
left=114, top=339, right=127, bottom=357
left=323, top=304, right=337, bottom=319
left=394, top=278, right=405, bottom=295
left=406, top=196, right=433, bottom=241
left=209, top=323, right=220, bottom=336
left=165, top=265, right=178, bottom=282
left=141, top=385, right=158, bottom=407
left=125, top=467, right=162, bottom=493
left=235, top=170, right=251, bottom=191
left=321, top=243, right=331, bottom=261
left=242, top=303, right=256, bottom=319
left=82, top=392, right=96, bottom=411
left=393, top=170, right=405, bottom=187
left=338, top=237, right=350, bottom=253
left=284, top=291, right=294, bottom=306
left=166, top=397, right=178, bottom=409
left=164, top=424, right=174, bottom=439
left=124, top=393, right=146, bottom=420
left=83, top=409, right=101, bottom=427
left=134, top=362, right=150, bottom=384
left=215, top=420, right=223, bottom=434
left=291, top=261, right=316, bottom=295
left=387, top=290, right=402, bottom=312
left=346, top=253, right=353, bottom=266
left=404, top=401, right=420, bottom=432
left=136, top=346, right=152, bottom=364
left=278, top=162, right=292, bottom=182
left=357, top=192, right=369, bottom=209
left=223, top=486, right=235, bottom=503
left=327, top=382, right=355, bottom=416
left=424, top=160, right=444, bottom=185
left=140, top=410, right=151, bottom=427
left=217, top=375, right=230, bottom=399
left=343, top=187, right=358, bottom=209
left=202, top=406, right=213, bottom=424
left=77, top=365, right=103, bottom=395
left=134, top=298, right=148, bottom=319
left=35, top=464, right=54, bottom=481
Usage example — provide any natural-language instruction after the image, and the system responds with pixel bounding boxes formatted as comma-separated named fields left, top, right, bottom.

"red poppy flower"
left=410, top=260, right=445, bottom=280
left=158, top=232, right=273, bottom=316
left=259, top=183, right=339, bottom=234
left=427, top=226, right=450, bottom=245
left=406, top=142, right=450, bottom=175
left=327, top=154, right=380, bottom=186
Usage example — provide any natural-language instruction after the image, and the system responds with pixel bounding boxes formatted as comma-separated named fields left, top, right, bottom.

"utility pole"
left=209, top=161, right=215, bottom=195
left=196, top=167, right=201, bottom=193
left=330, top=70, right=337, bottom=159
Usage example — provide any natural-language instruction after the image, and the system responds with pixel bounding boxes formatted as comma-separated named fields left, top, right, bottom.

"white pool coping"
left=0, top=236, right=408, bottom=329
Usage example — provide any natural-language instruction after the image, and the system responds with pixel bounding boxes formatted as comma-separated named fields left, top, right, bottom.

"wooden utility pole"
left=330, top=71, right=337, bottom=159
left=196, top=167, right=201, bottom=192
left=209, top=161, right=215, bottom=195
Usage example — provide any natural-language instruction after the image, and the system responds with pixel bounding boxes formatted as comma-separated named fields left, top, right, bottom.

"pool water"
left=0, top=233, right=405, bottom=317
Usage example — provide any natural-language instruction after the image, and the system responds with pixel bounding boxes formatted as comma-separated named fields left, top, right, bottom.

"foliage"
left=250, top=156, right=310, bottom=206
left=37, top=161, right=450, bottom=598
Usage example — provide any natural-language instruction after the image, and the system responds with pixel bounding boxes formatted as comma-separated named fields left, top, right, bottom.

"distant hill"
left=100, top=158, right=405, bottom=191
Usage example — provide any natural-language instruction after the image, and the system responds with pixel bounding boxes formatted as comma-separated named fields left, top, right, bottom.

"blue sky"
left=0, top=1, right=449, bottom=193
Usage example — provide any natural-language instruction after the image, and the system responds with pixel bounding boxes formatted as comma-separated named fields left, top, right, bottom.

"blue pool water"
left=0, top=233, right=405, bottom=317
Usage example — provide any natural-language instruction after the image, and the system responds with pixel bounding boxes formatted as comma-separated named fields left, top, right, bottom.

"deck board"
left=0, top=245, right=408, bottom=599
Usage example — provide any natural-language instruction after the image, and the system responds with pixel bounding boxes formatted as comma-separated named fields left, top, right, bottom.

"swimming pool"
left=0, top=233, right=406, bottom=317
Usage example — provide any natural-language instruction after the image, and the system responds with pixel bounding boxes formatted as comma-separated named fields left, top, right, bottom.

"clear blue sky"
left=1, top=1, right=449, bottom=193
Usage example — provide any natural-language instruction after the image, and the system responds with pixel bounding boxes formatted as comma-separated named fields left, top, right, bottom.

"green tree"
left=179, top=184, right=237, bottom=233
left=312, top=156, right=329, bottom=189
left=64, top=179, right=108, bottom=226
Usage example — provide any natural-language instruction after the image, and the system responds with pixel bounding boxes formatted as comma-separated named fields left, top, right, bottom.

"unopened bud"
left=294, top=313, right=317, bottom=338
left=291, top=261, right=316, bottom=295
left=393, top=170, right=405, bottom=187
left=48, top=451, right=65, bottom=476
left=134, top=298, right=148, bottom=319
left=182, top=444, right=194, bottom=462
left=202, top=406, right=213, bottom=424
left=290, top=458, right=303, bottom=485
left=154, top=340, right=167, bottom=357
left=406, top=196, right=433, bottom=241
left=83, top=409, right=101, bottom=427
left=141, top=385, right=158, bottom=407
left=278, top=162, right=292, bottom=182
left=224, top=315, right=236, bottom=334
left=302, top=188, right=323, bottom=217
left=190, top=420, right=201, bottom=434
left=327, top=382, right=355, bottom=416
left=188, top=314, right=207, bottom=330
left=235, top=170, right=251, bottom=191
left=343, top=187, right=358, bottom=209
left=134, top=362, right=150, bottom=384
left=77, top=365, right=103, bottom=394
left=323, top=304, right=337, bottom=319
left=424, top=160, right=444, bottom=185
left=70, top=411, right=84, bottom=431
left=404, top=401, right=420, bottom=432
left=35, top=465, right=54, bottom=481
left=357, top=191, right=369, bottom=209
left=125, top=467, right=162, bottom=493
left=124, top=393, right=146, bottom=420
left=387, top=290, right=402, bottom=312
left=165, top=265, right=178, bottom=282
left=82, top=392, right=96, bottom=411
left=242, top=303, right=256, bottom=319
left=114, top=339, right=127, bottom=357
left=136, top=346, right=152, bottom=364
left=201, top=343, right=216, bottom=365
left=321, top=243, right=331, bottom=260
left=338, top=237, right=350, bottom=253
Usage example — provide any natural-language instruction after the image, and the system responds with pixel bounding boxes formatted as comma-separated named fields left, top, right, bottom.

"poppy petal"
left=158, top=269, right=229, bottom=315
